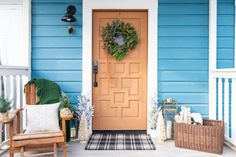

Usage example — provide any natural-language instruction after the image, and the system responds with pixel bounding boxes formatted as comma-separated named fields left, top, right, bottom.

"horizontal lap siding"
left=31, top=0, right=82, bottom=104
left=217, top=0, right=235, bottom=68
left=158, top=0, right=209, bottom=117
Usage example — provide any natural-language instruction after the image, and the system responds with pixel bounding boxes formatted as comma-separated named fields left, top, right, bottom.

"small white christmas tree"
left=149, top=93, right=161, bottom=130
left=156, top=110, right=166, bottom=142
left=78, top=111, right=89, bottom=143
left=77, top=93, right=94, bottom=131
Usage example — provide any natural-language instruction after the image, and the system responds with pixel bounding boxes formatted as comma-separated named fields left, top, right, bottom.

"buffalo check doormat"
left=85, top=133, right=156, bottom=150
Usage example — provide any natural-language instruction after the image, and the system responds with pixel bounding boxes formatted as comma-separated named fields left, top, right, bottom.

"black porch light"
left=61, top=5, right=77, bottom=34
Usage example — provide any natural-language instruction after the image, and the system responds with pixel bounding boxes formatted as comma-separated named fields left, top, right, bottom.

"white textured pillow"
left=25, top=103, right=60, bottom=133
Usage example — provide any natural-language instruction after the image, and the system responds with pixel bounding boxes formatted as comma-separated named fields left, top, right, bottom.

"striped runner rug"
left=85, top=133, right=156, bottom=150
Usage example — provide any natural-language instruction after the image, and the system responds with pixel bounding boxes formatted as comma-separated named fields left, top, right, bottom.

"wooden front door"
left=92, top=11, right=148, bottom=130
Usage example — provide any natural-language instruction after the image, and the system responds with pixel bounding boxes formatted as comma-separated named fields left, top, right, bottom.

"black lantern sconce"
left=61, top=5, right=77, bottom=34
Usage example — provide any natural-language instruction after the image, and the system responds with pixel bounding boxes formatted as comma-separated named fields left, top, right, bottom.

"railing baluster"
left=231, top=79, right=236, bottom=146
left=12, top=75, right=17, bottom=109
left=0, top=76, right=3, bottom=97
left=19, top=75, right=23, bottom=109
left=4, top=124, right=9, bottom=141
left=0, top=77, right=4, bottom=142
left=19, top=75, right=23, bottom=130
left=0, top=124, right=2, bottom=143
left=0, top=76, right=5, bottom=98
left=224, top=78, right=229, bottom=139
left=229, top=79, right=232, bottom=139
left=216, top=78, right=219, bottom=120
left=218, top=78, right=223, bottom=120
left=222, top=78, right=225, bottom=121
left=6, top=76, right=11, bottom=100
left=2, top=76, right=6, bottom=98
left=22, top=75, right=27, bottom=129
left=4, top=75, right=9, bottom=141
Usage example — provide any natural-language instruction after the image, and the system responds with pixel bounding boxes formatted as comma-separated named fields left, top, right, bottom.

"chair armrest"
left=16, top=108, right=23, bottom=134
left=0, top=108, right=23, bottom=147
left=0, top=108, right=23, bottom=124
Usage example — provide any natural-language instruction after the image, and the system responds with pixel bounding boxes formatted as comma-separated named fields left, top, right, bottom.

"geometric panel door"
left=92, top=11, right=148, bottom=130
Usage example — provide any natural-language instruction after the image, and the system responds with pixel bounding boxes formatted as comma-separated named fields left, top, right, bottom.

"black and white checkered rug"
left=85, top=133, right=156, bottom=150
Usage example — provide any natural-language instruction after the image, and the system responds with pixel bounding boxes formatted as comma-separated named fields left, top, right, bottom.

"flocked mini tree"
left=76, top=93, right=94, bottom=130
left=156, top=110, right=166, bottom=142
left=149, top=93, right=161, bottom=130
left=76, top=93, right=94, bottom=142
left=78, top=111, right=89, bottom=143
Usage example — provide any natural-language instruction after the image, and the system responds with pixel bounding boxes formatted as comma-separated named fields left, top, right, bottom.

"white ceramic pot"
left=149, top=129, right=158, bottom=138
left=166, top=121, right=172, bottom=139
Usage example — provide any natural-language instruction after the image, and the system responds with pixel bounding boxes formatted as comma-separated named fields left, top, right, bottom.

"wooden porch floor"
left=2, top=140, right=236, bottom=157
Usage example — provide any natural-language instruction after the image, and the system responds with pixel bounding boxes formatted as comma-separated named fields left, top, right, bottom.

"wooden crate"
left=174, top=120, right=224, bottom=154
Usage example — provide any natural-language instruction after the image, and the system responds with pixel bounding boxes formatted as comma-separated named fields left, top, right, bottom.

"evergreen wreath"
left=101, top=19, right=139, bottom=60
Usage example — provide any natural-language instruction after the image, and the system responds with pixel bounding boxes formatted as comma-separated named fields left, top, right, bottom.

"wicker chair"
left=7, top=84, right=72, bottom=157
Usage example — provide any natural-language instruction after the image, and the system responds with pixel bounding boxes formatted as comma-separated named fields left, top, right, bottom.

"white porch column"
left=209, top=0, right=217, bottom=119
left=234, top=0, right=236, bottom=68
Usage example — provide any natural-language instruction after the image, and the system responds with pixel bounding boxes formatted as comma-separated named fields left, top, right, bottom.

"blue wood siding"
left=217, top=0, right=235, bottom=68
left=158, top=0, right=209, bottom=117
left=31, top=0, right=82, bottom=104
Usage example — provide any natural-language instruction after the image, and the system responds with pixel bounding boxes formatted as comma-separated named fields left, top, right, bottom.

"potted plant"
left=0, top=97, right=12, bottom=118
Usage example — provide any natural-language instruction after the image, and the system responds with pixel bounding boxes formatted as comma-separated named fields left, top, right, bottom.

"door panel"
left=92, top=11, right=148, bottom=130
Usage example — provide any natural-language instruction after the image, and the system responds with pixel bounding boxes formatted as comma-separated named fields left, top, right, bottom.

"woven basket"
left=174, top=120, right=224, bottom=154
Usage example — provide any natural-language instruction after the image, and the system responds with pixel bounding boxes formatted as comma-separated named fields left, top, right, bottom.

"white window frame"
left=0, top=0, right=31, bottom=78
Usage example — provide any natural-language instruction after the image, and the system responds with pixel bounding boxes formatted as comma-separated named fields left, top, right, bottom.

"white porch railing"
left=0, top=65, right=28, bottom=153
left=211, top=69, right=236, bottom=146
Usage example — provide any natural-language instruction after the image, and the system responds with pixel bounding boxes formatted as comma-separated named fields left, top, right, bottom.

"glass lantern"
left=161, top=98, right=178, bottom=139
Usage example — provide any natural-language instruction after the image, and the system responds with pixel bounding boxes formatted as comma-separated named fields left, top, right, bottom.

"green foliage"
left=59, top=96, right=70, bottom=109
left=0, top=97, right=12, bottom=113
left=102, top=19, right=139, bottom=60
left=59, top=94, right=77, bottom=114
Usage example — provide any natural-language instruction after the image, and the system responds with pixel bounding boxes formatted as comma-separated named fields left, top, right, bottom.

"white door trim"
left=82, top=0, right=158, bottom=134
left=208, top=0, right=217, bottom=119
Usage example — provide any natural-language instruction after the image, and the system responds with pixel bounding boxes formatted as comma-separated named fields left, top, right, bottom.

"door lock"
left=93, top=60, right=98, bottom=87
